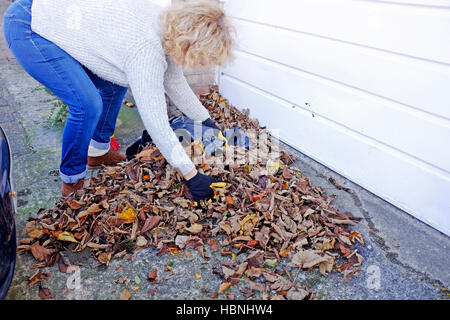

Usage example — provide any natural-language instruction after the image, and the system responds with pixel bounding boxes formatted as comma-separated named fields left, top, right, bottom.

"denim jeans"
left=3, top=0, right=128, bottom=183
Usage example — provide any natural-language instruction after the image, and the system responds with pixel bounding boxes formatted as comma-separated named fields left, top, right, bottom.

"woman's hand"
left=202, top=118, right=220, bottom=131
left=202, top=118, right=228, bottom=146
left=183, top=168, right=198, bottom=181
left=185, top=171, right=221, bottom=202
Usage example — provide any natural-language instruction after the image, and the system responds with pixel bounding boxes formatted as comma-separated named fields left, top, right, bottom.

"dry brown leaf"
left=218, top=282, right=231, bottom=293
left=289, top=250, right=330, bottom=269
left=174, top=235, right=189, bottom=249
left=115, top=276, right=127, bottom=284
left=185, top=223, right=203, bottom=234
left=312, top=238, right=335, bottom=251
left=141, top=215, right=162, bottom=233
left=136, top=236, right=148, bottom=248
left=222, top=266, right=235, bottom=279
left=21, top=221, right=38, bottom=236
left=330, top=218, right=356, bottom=225
left=286, top=287, right=309, bottom=300
left=67, top=199, right=82, bottom=210
left=38, top=286, right=54, bottom=299
left=57, top=231, right=79, bottom=243
left=318, top=256, right=334, bottom=276
left=147, top=269, right=158, bottom=283
left=97, top=252, right=112, bottom=266
left=18, top=86, right=364, bottom=302
left=30, top=242, right=55, bottom=262
left=246, top=250, right=264, bottom=268
left=219, top=221, right=232, bottom=235
left=248, top=280, right=266, bottom=292
left=87, top=242, right=110, bottom=250
left=120, top=289, right=131, bottom=300
left=28, top=229, right=44, bottom=239
left=29, top=269, right=51, bottom=286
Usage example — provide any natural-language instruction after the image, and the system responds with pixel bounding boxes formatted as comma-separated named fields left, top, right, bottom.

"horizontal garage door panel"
left=234, top=20, right=450, bottom=120
left=224, top=0, right=450, bottom=64
left=219, top=75, right=450, bottom=236
left=373, top=0, right=450, bottom=7
left=222, top=52, right=450, bottom=173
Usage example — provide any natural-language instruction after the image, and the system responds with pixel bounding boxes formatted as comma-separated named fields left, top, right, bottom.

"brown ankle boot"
left=87, top=149, right=126, bottom=169
left=61, top=179, right=85, bottom=197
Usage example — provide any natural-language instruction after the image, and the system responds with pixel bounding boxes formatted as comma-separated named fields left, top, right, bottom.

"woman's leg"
left=3, top=0, right=103, bottom=184
left=82, top=66, right=128, bottom=156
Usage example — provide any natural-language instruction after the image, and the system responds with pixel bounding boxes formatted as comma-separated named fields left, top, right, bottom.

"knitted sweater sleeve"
left=164, top=62, right=211, bottom=122
left=123, top=41, right=195, bottom=175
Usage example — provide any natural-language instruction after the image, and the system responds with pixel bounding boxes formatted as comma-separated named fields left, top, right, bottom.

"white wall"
left=150, top=0, right=171, bottom=6
left=219, top=0, right=450, bottom=236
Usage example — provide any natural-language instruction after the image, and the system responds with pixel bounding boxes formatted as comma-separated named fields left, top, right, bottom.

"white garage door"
left=218, top=0, right=450, bottom=236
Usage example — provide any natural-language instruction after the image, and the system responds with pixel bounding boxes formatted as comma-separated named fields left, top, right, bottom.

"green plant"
left=32, top=86, right=68, bottom=127
left=46, top=100, right=69, bottom=127
left=31, top=85, right=54, bottom=96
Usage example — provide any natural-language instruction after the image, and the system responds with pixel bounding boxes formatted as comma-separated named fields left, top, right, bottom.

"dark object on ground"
left=61, top=178, right=85, bottom=198
left=126, top=129, right=152, bottom=161
left=185, top=171, right=221, bottom=202
left=126, top=116, right=250, bottom=161
left=87, top=148, right=126, bottom=169
left=0, top=126, right=16, bottom=300
left=201, top=117, right=220, bottom=131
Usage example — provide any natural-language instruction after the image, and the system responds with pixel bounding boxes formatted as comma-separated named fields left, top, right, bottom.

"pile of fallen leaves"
left=18, top=86, right=364, bottom=300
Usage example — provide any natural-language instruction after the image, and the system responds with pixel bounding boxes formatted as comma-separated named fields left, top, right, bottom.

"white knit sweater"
left=30, top=0, right=211, bottom=175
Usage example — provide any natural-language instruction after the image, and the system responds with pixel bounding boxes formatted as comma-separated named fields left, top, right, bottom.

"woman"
left=3, top=0, right=235, bottom=200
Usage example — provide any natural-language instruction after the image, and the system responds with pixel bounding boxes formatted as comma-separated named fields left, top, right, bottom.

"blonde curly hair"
left=159, top=0, right=236, bottom=68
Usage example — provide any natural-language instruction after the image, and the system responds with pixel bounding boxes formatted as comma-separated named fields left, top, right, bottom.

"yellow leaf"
left=217, top=131, right=228, bottom=146
left=57, top=231, right=79, bottom=243
left=266, top=159, right=280, bottom=175
left=280, top=248, right=291, bottom=258
left=240, top=214, right=258, bottom=234
left=195, top=274, right=202, bottom=279
left=264, top=259, right=278, bottom=267
left=191, top=139, right=204, bottom=154
left=321, top=238, right=336, bottom=251
left=210, top=182, right=227, bottom=188
left=219, top=222, right=232, bottom=235
left=119, top=205, right=137, bottom=221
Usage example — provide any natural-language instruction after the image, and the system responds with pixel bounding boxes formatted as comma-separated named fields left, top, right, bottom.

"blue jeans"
left=3, top=0, right=128, bottom=183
